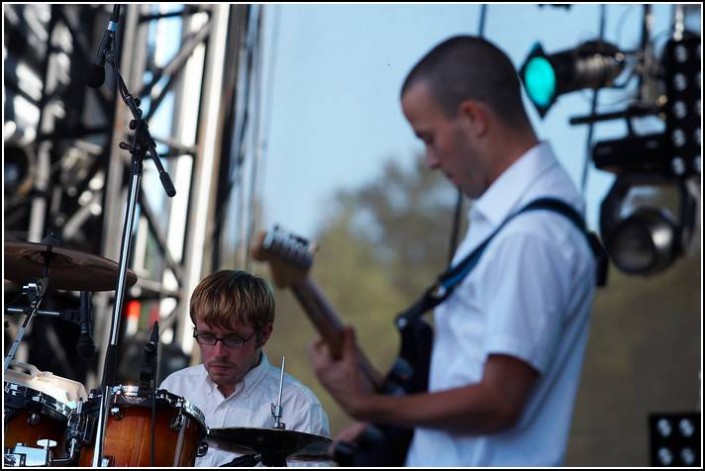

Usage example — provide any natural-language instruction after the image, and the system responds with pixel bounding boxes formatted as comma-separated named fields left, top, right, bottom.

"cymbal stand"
left=271, top=357, right=286, bottom=429
left=89, top=7, right=175, bottom=466
left=3, top=276, right=49, bottom=373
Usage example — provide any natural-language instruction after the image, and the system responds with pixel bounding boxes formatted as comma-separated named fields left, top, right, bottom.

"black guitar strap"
left=395, top=197, right=608, bottom=330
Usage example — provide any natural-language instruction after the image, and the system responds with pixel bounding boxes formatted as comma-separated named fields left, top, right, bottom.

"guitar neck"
left=291, top=279, right=384, bottom=390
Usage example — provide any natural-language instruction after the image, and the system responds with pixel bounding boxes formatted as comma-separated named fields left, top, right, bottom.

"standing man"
left=161, top=269, right=330, bottom=466
left=309, top=35, right=596, bottom=466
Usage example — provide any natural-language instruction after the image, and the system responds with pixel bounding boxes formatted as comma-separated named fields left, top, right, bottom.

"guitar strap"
left=395, top=197, right=608, bottom=330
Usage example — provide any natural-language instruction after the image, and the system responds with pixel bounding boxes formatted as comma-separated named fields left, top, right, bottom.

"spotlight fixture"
left=599, top=174, right=697, bottom=276
left=519, top=40, right=626, bottom=118
left=649, top=412, right=701, bottom=467
left=662, top=34, right=701, bottom=178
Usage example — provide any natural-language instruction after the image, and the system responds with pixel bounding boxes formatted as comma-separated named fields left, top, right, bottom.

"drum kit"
left=6, top=9, right=332, bottom=463
left=3, top=241, right=332, bottom=467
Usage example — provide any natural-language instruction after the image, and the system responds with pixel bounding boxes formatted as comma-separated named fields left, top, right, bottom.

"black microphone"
left=76, top=291, right=95, bottom=359
left=145, top=321, right=159, bottom=354
left=85, top=4, right=121, bottom=88
left=140, top=321, right=159, bottom=387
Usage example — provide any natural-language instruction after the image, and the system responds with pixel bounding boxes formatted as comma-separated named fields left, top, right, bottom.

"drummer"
left=160, top=269, right=331, bottom=466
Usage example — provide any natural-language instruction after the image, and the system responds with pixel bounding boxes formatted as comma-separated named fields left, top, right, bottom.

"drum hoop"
left=86, top=385, right=207, bottom=431
left=4, top=382, right=72, bottom=421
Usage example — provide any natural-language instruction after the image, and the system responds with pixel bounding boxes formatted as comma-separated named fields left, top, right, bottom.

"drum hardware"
left=26, top=413, right=41, bottom=426
left=109, top=407, right=123, bottom=420
left=207, top=427, right=332, bottom=467
left=3, top=241, right=138, bottom=292
left=197, top=441, right=209, bottom=458
left=86, top=5, right=176, bottom=463
left=4, top=444, right=50, bottom=467
left=170, top=412, right=186, bottom=431
left=77, top=386, right=208, bottom=467
left=5, top=292, right=95, bottom=360
left=4, top=274, right=48, bottom=373
left=6, top=5, right=176, bottom=468
left=6, top=306, right=79, bottom=323
left=4, top=363, right=88, bottom=467
left=3, top=234, right=139, bottom=369
left=4, top=450, right=26, bottom=467
left=271, top=357, right=286, bottom=430
left=211, top=358, right=331, bottom=467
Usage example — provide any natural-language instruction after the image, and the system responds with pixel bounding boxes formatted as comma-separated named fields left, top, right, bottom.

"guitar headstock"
left=251, top=225, right=316, bottom=288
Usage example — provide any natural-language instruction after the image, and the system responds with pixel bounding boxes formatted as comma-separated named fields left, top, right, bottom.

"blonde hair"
left=190, top=270, right=275, bottom=336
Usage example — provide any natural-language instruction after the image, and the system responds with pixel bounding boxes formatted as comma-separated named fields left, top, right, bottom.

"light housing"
left=599, top=174, right=697, bottom=276
left=520, top=40, right=626, bottom=118
left=662, top=34, right=701, bottom=178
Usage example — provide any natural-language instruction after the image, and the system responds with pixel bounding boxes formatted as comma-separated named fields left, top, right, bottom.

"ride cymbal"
left=4, top=242, right=138, bottom=292
left=207, top=427, right=331, bottom=461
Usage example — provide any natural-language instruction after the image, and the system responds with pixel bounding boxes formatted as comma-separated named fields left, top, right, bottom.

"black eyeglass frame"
left=192, top=329, right=257, bottom=348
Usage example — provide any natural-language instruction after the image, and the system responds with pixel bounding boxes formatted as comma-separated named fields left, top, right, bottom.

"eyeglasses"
left=192, top=330, right=256, bottom=348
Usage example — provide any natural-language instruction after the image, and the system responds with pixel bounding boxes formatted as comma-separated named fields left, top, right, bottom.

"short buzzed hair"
left=402, top=35, right=530, bottom=128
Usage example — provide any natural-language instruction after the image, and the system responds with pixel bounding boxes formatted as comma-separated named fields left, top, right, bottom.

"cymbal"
left=4, top=242, right=138, bottom=292
left=207, top=427, right=331, bottom=461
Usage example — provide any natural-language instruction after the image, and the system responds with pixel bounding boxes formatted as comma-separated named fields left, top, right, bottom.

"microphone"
left=145, top=321, right=159, bottom=354
left=140, top=321, right=159, bottom=387
left=85, top=4, right=121, bottom=88
left=76, top=291, right=96, bottom=359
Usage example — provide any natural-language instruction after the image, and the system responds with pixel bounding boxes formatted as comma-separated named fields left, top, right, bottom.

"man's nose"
left=213, top=340, right=228, bottom=356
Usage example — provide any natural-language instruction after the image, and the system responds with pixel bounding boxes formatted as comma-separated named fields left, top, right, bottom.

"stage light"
left=589, top=33, right=701, bottom=277
left=519, top=40, right=626, bottom=118
left=663, top=34, right=701, bottom=178
left=649, top=413, right=701, bottom=467
left=599, top=174, right=697, bottom=276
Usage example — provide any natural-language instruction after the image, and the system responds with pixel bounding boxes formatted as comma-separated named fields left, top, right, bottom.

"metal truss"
left=3, top=4, right=259, bottom=390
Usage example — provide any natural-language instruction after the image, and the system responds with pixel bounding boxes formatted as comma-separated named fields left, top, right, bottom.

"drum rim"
left=86, top=385, right=207, bottom=430
left=4, top=381, right=73, bottom=421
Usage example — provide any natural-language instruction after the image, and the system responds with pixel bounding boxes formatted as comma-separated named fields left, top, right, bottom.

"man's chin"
left=208, top=365, right=236, bottom=379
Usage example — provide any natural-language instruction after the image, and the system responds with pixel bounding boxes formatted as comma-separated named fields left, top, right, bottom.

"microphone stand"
left=90, top=18, right=176, bottom=467
left=139, top=322, right=160, bottom=467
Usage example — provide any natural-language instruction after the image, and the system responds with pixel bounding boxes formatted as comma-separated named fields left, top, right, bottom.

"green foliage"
left=257, top=152, right=701, bottom=467
left=260, top=154, right=466, bottom=434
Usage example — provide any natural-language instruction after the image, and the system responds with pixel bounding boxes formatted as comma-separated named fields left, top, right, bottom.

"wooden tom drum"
left=77, top=386, right=207, bottom=467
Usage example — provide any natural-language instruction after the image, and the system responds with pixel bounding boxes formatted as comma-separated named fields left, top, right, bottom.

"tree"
left=261, top=154, right=467, bottom=434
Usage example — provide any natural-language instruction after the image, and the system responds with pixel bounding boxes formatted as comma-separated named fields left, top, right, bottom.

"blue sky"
left=258, top=4, right=683, bottom=237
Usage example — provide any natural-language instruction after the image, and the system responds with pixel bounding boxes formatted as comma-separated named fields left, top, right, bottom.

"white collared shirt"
left=406, top=142, right=596, bottom=466
left=160, top=352, right=331, bottom=467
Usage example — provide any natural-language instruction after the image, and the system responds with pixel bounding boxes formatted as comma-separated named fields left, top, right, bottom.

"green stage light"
left=520, top=41, right=626, bottom=118
left=522, top=47, right=557, bottom=109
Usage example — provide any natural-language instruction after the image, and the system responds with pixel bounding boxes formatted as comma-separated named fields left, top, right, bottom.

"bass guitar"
left=251, top=226, right=433, bottom=467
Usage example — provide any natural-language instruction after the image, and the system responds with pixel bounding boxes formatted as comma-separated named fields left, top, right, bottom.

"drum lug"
left=110, top=407, right=123, bottom=421
left=4, top=451, right=27, bottom=467
left=197, top=441, right=209, bottom=457
left=27, top=412, right=41, bottom=426
left=169, top=412, right=185, bottom=431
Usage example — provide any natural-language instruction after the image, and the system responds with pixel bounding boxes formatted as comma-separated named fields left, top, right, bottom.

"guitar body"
left=251, top=227, right=434, bottom=467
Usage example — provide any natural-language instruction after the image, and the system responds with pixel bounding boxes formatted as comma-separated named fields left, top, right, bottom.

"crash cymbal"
left=4, top=242, right=138, bottom=292
left=207, top=427, right=331, bottom=461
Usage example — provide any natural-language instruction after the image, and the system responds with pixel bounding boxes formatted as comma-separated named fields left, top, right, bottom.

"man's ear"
left=458, top=100, right=490, bottom=137
left=257, top=322, right=274, bottom=347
